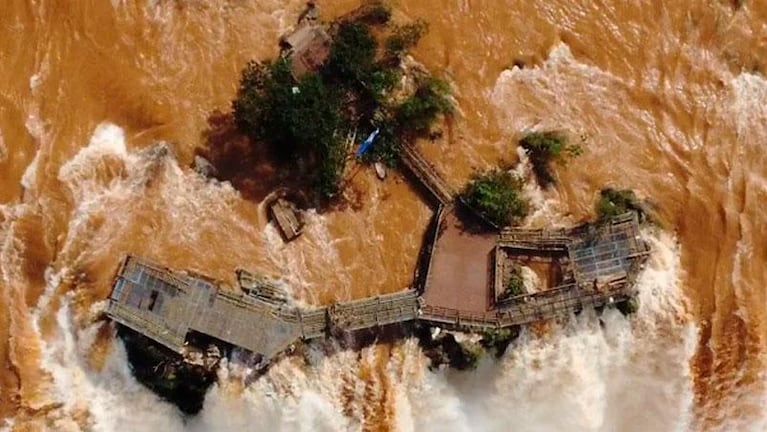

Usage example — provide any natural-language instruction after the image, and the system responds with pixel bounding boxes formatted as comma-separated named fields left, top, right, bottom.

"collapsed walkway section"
left=105, top=257, right=421, bottom=364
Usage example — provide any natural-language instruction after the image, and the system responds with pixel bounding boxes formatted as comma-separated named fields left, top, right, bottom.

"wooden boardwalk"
left=398, top=144, right=454, bottom=205
left=105, top=141, right=650, bottom=366
left=420, top=280, right=636, bottom=332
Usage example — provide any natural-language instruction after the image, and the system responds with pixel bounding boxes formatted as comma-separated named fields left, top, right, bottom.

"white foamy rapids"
left=57, top=122, right=132, bottom=205
left=190, top=345, right=361, bottom=431
left=36, top=296, right=187, bottom=432
left=729, top=72, right=767, bottom=139
left=20, top=148, right=40, bottom=192
left=388, top=228, right=695, bottom=432
left=513, top=146, right=569, bottom=227
left=263, top=210, right=354, bottom=304
left=53, top=122, right=262, bottom=266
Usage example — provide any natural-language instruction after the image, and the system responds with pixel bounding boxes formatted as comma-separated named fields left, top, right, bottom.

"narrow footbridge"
left=398, top=144, right=455, bottom=205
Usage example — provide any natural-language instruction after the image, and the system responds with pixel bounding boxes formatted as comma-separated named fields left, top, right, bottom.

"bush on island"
left=519, top=131, right=582, bottom=187
left=231, top=8, right=452, bottom=201
left=596, top=188, right=642, bottom=221
left=396, top=77, right=453, bottom=135
left=460, top=168, right=528, bottom=227
left=499, top=264, right=526, bottom=300
left=480, top=327, right=520, bottom=357
left=232, top=58, right=345, bottom=200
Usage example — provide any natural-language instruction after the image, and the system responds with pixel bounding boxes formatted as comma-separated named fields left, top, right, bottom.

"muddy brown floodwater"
left=1, top=1, right=767, bottom=430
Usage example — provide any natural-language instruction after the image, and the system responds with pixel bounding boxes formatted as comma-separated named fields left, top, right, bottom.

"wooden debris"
left=269, top=198, right=304, bottom=242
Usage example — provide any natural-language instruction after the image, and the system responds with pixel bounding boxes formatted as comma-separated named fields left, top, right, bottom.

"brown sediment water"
left=1, top=1, right=766, bottom=430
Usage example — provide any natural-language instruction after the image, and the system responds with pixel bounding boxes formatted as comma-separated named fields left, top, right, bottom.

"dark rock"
left=117, top=326, right=218, bottom=415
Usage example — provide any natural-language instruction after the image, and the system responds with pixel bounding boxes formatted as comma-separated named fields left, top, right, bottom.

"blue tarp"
left=355, top=128, right=380, bottom=157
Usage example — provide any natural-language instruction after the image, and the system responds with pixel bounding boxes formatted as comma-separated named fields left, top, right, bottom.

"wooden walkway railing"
left=399, top=144, right=454, bottom=205
left=420, top=282, right=633, bottom=331
left=498, top=227, right=571, bottom=249
left=106, top=210, right=649, bottom=365
left=327, top=290, right=420, bottom=332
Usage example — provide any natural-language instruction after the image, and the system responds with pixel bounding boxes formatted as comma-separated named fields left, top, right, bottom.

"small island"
left=103, top=2, right=653, bottom=414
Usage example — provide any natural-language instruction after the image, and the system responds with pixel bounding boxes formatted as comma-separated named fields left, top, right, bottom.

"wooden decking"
left=106, top=256, right=421, bottom=363
left=269, top=198, right=304, bottom=242
left=420, top=208, right=497, bottom=313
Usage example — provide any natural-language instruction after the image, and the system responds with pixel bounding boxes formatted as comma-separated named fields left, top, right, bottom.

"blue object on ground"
left=355, top=128, right=380, bottom=157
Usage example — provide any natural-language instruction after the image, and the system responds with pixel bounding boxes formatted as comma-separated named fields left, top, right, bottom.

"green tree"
left=519, top=131, right=581, bottom=187
left=596, top=188, right=642, bottom=221
left=232, top=58, right=346, bottom=199
left=396, top=77, right=453, bottom=134
left=460, top=168, right=527, bottom=227
left=326, top=22, right=377, bottom=87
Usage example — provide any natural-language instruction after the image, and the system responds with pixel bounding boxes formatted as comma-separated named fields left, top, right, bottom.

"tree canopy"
left=231, top=8, right=452, bottom=203
left=460, top=168, right=527, bottom=227
left=519, top=131, right=581, bottom=187
left=596, top=188, right=642, bottom=221
left=396, top=77, right=453, bottom=135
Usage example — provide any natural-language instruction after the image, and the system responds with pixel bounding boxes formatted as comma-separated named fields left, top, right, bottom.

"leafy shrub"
left=519, top=131, right=581, bottom=187
left=460, top=168, right=527, bottom=227
left=396, top=77, right=452, bottom=134
left=500, top=264, right=526, bottom=300
left=596, top=188, right=642, bottom=221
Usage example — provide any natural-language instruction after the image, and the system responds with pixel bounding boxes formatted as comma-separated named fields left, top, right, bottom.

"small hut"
left=281, top=21, right=332, bottom=78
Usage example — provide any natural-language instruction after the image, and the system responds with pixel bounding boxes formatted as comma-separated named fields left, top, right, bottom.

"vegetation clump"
left=616, top=297, right=640, bottom=315
left=479, top=327, right=520, bottom=357
left=233, top=59, right=346, bottom=199
left=396, top=77, right=453, bottom=134
left=499, top=264, right=526, bottom=301
left=519, top=131, right=582, bottom=187
left=231, top=4, right=451, bottom=204
left=595, top=188, right=642, bottom=221
left=460, top=168, right=527, bottom=227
